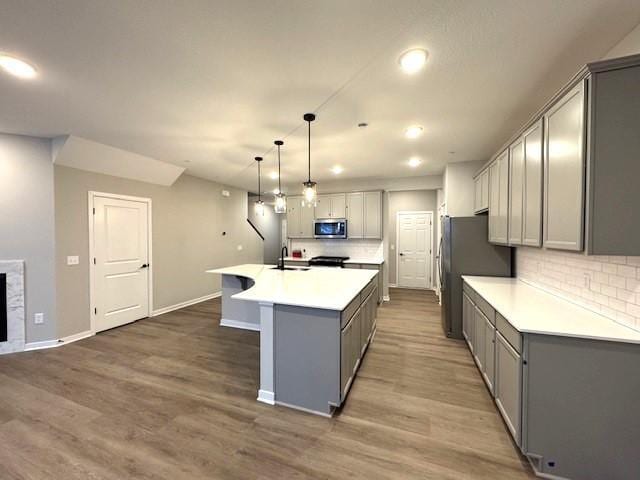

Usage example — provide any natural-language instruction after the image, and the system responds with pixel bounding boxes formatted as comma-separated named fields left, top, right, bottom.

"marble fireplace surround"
left=0, top=260, right=25, bottom=354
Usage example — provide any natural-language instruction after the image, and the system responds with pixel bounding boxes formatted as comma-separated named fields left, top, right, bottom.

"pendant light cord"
left=307, top=118, right=311, bottom=182
left=277, top=143, right=282, bottom=192
left=257, top=159, right=261, bottom=202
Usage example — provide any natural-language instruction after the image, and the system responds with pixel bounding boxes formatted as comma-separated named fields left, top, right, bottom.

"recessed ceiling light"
left=399, top=48, right=428, bottom=75
left=331, top=165, right=344, bottom=174
left=0, top=54, right=37, bottom=79
left=408, top=157, right=422, bottom=167
left=405, top=125, right=423, bottom=139
left=269, top=171, right=278, bottom=180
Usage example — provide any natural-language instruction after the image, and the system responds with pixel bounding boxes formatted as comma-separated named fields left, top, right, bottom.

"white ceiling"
left=1, top=0, right=639, bottom=194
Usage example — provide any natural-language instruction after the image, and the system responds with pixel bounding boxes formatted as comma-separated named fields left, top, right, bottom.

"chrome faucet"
left=279, top=245, right=288, bottom=270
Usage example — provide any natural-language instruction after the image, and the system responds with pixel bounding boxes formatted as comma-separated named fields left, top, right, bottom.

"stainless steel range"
left=308, top=256, right=350, bottom=267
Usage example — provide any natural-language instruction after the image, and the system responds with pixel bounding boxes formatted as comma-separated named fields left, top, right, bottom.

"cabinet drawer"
left=344, top=264, right=361, bottom=269
left=360, top=280, right=375, bottom=302
left=284, top=260, right=309, bottom=267
left=474, top=294, right=495, bottom=325
left=341, top=295, right=360, bottom=329
left=462, top=281, right=475, bottom=301
left=496, top=312, right=521, bottom=353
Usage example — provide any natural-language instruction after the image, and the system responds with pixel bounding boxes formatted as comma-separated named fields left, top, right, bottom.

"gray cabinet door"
left=495, top=331, right=522, bottom=445
left=488, top=161, right=500, bottom=242
left=497, top=150, right=510, bottom=244
left=341, top=314, right=355, bottom=400
left=462, top=292, right=473, bottom=347
left=331, top=194, right=346, bottom=218
left=346, top=192, right=364, bottom=238
left=350, top=308, right=362, bottom=374
left=300, top=202, right=315, bottom=238
left=286, top=197, right=302, bottom=238
left=474, top=177, right=482, bottom=213
left=523, top=120, right=543, bottom=247
left=481, top=170, right=490, bottom=210
left=363, top=191, right=382, bottom=239
left=473, top=307, right=486, bottom=370
left=543, top=82, right=586, bottom=251
left=483, top=318, right=496, bottom=395
left=315, top=195, right=332, bottom=219
left=508, top=138, right=524, bottom=245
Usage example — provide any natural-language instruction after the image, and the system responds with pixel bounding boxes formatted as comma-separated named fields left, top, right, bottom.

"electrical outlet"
left=67, top=255, right=80, bottom=265
left=34, top=313, right=44, bottom=324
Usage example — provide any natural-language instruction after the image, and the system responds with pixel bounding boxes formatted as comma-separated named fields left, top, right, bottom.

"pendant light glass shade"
left=254, top=156, right=265, bottom=216
left=301, top=113, right=317, bottom=207
left=273, top=140, right=287, bottom=214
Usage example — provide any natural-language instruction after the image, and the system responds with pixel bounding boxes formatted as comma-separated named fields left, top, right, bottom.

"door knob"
left=140, top=264, right=149, bottom=269
left=399, top=253, right=404, bottom=256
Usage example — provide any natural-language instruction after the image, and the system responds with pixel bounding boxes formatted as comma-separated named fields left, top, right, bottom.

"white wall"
left=443, top=160, right=485, bottom=217
left=0, top=134, right=56, bottom=343
left=604, top=21, right=640, bottom=59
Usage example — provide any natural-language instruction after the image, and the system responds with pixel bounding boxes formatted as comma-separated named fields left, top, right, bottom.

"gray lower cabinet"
left=494, top=331, right=522, bottom=444
left=345, top=263, right=384, bottom=304
left=462, top=279, right=640, bottom=479
left=284, top=259, right=310, bottom=267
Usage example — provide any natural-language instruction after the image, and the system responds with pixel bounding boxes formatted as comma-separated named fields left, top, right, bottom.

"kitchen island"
left=207, top=264, right=380, bottom=416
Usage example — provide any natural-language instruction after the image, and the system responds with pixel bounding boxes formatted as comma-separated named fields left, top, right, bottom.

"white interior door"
left=397, top=212, right=432, bottom=289
left=91, top=194, right=151, bottom=333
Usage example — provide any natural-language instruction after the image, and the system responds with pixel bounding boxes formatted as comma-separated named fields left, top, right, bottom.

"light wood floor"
left=0, top=288, right=534, bottom=479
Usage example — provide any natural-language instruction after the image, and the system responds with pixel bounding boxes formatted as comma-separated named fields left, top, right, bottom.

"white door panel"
left=93, top=195, right=150, bottom=332
left=397, top=212, right=432, bottom=289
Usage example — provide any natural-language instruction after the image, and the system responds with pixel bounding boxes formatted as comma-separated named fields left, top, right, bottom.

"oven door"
left=313, top=219, right=347, bottom=239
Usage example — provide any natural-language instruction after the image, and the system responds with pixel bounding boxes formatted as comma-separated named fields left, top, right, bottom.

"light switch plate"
left=67, top=256, right=80, bottom=265
left=34, top=313, right=44, bottom=324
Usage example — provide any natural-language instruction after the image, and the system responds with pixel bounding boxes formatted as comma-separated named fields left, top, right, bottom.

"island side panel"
left=257, top=301, right=275, bottom=404
left=274, top=304, right=341, bottom=416
left=221, top=274, right=260, bottom=331
left=524, top=334, right=640, bottom=480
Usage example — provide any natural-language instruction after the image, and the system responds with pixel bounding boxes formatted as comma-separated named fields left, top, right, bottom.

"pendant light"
left=254, top=156, right=265, bottom=216
left=274, top=140, right=287, bottom=214
left=301, top=113, right=317, bottom=207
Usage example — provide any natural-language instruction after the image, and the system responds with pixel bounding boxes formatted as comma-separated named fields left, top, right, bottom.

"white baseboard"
left=60, top=329, right=94, bottom=345
left=24, top=339, right=60, bottom=351
left=383, top=295, right=390, bottom=302
left=152, top=291, right=221, bottom=316
left=389, top=283, right=397, bottom=288
left=220, top=318, right=261, bottom=331
left=257, top=389, right=275, bottom=405
left=23, top=329, right=94, bottom=352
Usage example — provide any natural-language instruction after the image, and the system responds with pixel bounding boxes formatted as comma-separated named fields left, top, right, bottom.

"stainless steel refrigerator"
left=438, top=215, right=512, bottom=339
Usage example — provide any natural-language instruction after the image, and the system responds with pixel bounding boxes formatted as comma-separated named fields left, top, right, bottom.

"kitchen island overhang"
left=207, top=264, right=380, bottom=416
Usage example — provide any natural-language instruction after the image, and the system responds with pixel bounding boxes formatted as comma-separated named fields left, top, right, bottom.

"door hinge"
left=93, top=207, right=96, bottom=215
left=93, top=257, right=96, bottom=265
left=94, top=307, right=97, bottom=315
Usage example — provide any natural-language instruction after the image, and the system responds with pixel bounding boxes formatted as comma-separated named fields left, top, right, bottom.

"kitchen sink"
left=270, top=267, right=310, bottom=271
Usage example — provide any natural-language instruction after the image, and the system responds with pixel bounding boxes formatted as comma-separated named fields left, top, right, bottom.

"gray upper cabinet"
left=288, top=196, right=314, bottom=238
left=473, top=168, right=490, bottom=214
left=315, top=194, right=346, bottom=219
left=482, top=55, right=640, bottom=254
left=346, top=192, right=364, bottom=238
left=363, top=191, right=382, bottom=239
left=488, top=150, right=509, bottom=244
left=522, top=120, right=543, bottom=247
left=508, top=138, right=524, bottom=245
left=543, top=82, right=586, bottom=251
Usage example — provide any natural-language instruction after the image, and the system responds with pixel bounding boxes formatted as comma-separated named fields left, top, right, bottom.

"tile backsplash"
left=289, top=239, right=383, bottom=261
left=516, top=247, right=640, bottom=331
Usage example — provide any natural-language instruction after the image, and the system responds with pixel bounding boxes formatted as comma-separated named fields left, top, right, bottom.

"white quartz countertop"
left=208, top=264, right=378, bottom=311
left=280, top=256, right=384, bottom=265
left=462, top=276, right=640, bottom=345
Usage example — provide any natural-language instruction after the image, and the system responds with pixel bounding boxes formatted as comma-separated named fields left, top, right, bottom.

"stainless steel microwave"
left=313, top=218, right=347, bottom=239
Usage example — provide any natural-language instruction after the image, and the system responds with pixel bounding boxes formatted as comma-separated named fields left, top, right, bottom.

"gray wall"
left=387, top=190, right=438, bottom=286
left=0, top=134, right=56, bottom=343
left=55, top=165, right=262, bottom=338
left=443, top=160, right=485, bottom=217
left=248, top=195, right=282, bottom=265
